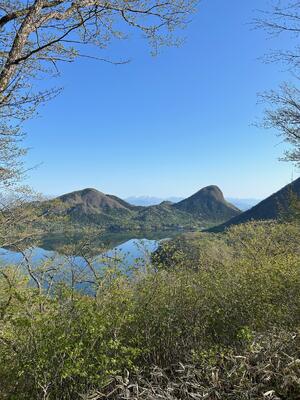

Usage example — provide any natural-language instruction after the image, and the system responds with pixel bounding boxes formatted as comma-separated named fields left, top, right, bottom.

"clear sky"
left=23, top=0, right=298, bottom=199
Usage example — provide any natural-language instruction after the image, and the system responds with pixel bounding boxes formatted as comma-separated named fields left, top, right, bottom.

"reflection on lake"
left=0, top=232, right=176, bottom=294
left=39, top=231, right=178, bottom=254
left=0, top=237, right=160, bottom=267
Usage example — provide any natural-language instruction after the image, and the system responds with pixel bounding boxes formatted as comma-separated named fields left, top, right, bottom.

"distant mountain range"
left=42, top=185, right=241, bottom=232
left=124, top=196, right=184, bottom=207
left=125, top=196, right=260, bottom=211
left=226, top=198, right=261, bottom=211
left=210, top=177, right=300, bottom=232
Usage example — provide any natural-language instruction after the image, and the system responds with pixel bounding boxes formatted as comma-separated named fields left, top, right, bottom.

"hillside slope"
left=42, top=185, right=241, bottom=232
left=59, top=188, right=135, bottom=214
left=210, top=177, right=300, bottom=232
left=173, top=185, right=240, bottom=223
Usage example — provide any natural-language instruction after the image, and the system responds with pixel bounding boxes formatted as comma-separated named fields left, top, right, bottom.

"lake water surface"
left=0, top=236, right=167, bottom=293
left=0, top=237, right=161, bottom=267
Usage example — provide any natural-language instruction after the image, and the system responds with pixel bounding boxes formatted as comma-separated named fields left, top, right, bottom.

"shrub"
left=0, top=221, right=299, bottom=398
left=92, top=329, right=300, bottom=400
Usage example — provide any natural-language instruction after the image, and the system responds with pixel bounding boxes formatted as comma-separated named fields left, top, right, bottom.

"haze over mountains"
left=226, top=198, right=261, bottom=211
left=125, top=196, right=260, bottom=211
left=124, top=196, right=184, bottom=207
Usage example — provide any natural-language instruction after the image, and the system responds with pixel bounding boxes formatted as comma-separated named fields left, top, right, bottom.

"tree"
left=257, top=1, right=300, bottom=166
left=0, top=1, right=197, bottom=249
left=0, top=0, right=197, bottom=186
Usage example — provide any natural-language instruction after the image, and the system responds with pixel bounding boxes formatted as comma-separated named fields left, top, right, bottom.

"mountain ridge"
left=44, top=185, right=241, bottom=232
left=173, top=185, right=240, bottom=223
left=209, top=177, right=300, bottom=232
left=59, top=188, right=132, bottom=213
left=125, top=196, right=260, bottom=210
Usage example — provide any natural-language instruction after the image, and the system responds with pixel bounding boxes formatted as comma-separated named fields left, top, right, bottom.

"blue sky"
left=23, top=0, right=298, bottom=199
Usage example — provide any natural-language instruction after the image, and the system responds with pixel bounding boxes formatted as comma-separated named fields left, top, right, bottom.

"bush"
left=0, top=221, right=299, bottom=399
left=93, top=329, right=300, bottom=400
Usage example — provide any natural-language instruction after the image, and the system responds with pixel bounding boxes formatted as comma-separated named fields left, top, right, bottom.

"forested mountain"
left=59, top=188, right=135, bottom=213
left=173, top=185, right=240, bottom=222
left=210, top=177, right=300, bottom=232
left=43, top=185, right=241, bottom=232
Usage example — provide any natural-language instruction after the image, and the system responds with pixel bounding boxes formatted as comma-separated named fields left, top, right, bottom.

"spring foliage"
left=0, top=220, right=299, bottom=399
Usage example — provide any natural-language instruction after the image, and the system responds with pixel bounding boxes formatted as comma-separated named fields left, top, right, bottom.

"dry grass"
left=85, top=330, right=300, bottom=400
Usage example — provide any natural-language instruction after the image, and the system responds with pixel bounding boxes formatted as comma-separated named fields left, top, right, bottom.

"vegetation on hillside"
left=210, top=176, right=300, bottom=232
left=0, top=220, right=299, bottom=399
left=35, top=186, right=241, bottom=235
left=0, top=1, right=299, bottom=399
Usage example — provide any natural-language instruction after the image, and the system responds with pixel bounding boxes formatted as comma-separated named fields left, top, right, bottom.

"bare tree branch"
left=257, top=1, right=300, bottom=166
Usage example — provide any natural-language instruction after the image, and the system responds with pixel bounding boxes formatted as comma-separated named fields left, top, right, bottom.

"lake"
left=0, top=234, right=173, bottom=293
left=0, top=237, right=161, bottom=267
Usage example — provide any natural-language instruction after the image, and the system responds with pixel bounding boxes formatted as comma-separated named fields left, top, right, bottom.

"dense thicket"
left=0, top=220, right=299, bottom=399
